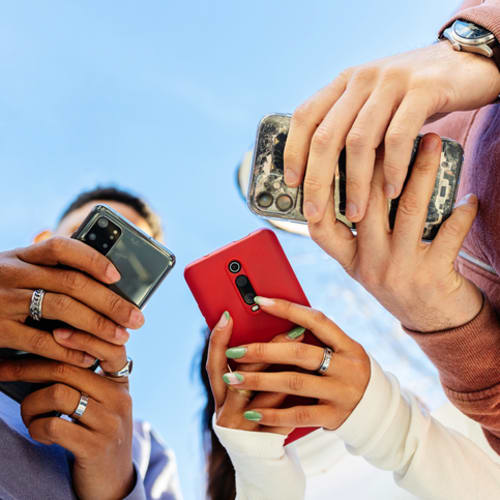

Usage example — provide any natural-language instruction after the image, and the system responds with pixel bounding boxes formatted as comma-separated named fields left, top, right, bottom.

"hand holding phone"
left=185, top=228, right=321, bottom=443
left=0, top=204, right=175, bottom=402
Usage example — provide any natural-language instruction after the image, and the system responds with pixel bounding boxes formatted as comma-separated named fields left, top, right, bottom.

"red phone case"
left=184, top=228, right=320, bottom=444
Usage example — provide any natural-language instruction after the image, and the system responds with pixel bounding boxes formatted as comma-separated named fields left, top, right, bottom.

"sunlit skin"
left=0, top=199, right=156, bottom=500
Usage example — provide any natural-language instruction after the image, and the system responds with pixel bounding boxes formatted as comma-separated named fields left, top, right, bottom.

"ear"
left=34, top=230, right=53, bottom=243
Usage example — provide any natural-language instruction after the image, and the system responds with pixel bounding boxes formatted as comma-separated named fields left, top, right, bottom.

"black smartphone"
left=247, top=113, right=464, bottom=241
left=0, top=204, right=175, bottom=403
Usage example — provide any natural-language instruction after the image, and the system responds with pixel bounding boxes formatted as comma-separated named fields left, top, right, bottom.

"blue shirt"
left=0, top=393, right=183, bottom=499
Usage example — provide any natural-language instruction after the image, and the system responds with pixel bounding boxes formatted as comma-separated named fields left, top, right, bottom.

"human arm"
left=283, top=2, right=500, bottom=225
left=228, top=297, right=500, bottom=500
left=307, top=133, right=500, bottom=452
left=207, top=311, right=306, bottom=500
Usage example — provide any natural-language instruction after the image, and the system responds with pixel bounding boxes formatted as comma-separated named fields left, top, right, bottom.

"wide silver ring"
left=317, top=347, right=334, bottom=376
left=29, top=289, right=46, bottom=322
left=72, top=393, right=89, bottom=419
left=104, top=357, right=133, bottom=378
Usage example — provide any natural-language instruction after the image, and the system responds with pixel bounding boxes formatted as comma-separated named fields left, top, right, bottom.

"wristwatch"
left=441, top=19, right=500, bottom=70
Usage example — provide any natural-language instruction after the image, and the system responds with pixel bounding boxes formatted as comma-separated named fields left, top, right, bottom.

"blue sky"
left=0, top=1, right=460, bottom=498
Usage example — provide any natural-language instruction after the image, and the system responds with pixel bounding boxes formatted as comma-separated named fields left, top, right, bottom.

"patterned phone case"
left=247, top=114, right=463, bottom=240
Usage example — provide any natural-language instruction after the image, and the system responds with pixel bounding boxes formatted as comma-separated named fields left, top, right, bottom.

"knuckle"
left=44, top=418, right=61, bottom=439
left=293, top=101, right=315, bottom=125
left=61, top=271, right=84, bottom=293
left=253, top=343, right=267, bottom=360
left=288, top=373, right=305, bottom=393
left=29, top=331, right=51, bottom=354
left=357, top=266, right=381, bottom=289
left=51, top=362, right=72, bottom=381
left=3, top=362, right=26, bottom=381
left=94, top=314, right=112, bottom=336
left=52, top=294, right=72, bottom=314
left=311, top=309, right=329, bottom=328
left=385, top=129, right=406, bottom=150
left=440, top=218, right=463, bottom=239
left=351, top=67, right=377, bottom=86
left=107, top=293, right=128, bottom=319
left=381, top=66, right=406, bottom=84
left=345, top=130, right=367, bottom=154
left=345, top=177, right=364, bottom=196
left=45, top=237, right=66, bottom=257
left=303, top=176, right=323, bottom=194
left=294, top=407, right=311, bottom=426
left=49, top=384, right=71, bottom=406
left=292, top=343, right=309, bottom=362
left=311, top=124, right=333, bottom=150
left=397, top=193, right=421, bottom=217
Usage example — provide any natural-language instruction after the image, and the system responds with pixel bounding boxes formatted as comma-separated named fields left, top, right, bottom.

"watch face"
left=454, top=20, right=491, bottom=41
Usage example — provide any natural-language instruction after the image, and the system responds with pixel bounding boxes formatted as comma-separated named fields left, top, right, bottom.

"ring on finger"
left=71, top=393, right=89, bottom=420
left=103, top=357, right=133, bottom=378
left=29, top=289, right=46, bottom=322
left=317, top=347, right=334, bottom=376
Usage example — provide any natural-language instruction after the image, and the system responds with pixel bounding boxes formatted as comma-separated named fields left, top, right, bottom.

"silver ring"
left=104, top=357, right=133, bottom=378
left=72, top=393, right=89, bottom=419
left=29, top=289, right=46, bottom=322
left=317, top=347, right=334, bottom=376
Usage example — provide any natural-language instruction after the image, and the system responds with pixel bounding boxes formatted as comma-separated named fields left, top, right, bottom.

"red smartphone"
left=184, top=228, right=320, bottom=444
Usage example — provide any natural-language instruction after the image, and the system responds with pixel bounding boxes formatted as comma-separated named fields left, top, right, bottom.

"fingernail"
left=218, top=311, right=230, bottom=328
left=285, top=169, right=298, bottom=186
left=129, top=309, right=144, bottom=328
left=106, top=264, right=121, bottom=283
left=454, top=193, right=476, bottom=208
left=226, top=347, right=247, bottom=359
left=346, top=201, right=358, bottom=221
left=53, top=329, right=72, bottom=340
left=84, top=354, right=96, bottom=366
left=303, top=201, right=318, bottom=219
left=287, top=326, right=306, bottom=340
left=384, top=183, right=396, bottom=199
left=244, top=410, right=262, bottom=422
left=422, top=134, right=440, bottom=152
left=222, top=372, right=244, bottom=385
left=115, top=327, right=129, bottom=342
left=254, top=296, right=274, bottom=307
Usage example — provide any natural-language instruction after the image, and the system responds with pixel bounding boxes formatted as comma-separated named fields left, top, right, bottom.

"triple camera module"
left=84, top=217, right=121, bottom=256
left=228, top=260, right=259, bottom=310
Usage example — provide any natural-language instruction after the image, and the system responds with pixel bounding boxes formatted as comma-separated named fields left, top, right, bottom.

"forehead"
left=56, top=200, right=153, bottom=237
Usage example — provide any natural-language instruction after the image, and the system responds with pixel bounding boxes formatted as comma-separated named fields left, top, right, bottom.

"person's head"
left=35, top=186, right=163, bottom=242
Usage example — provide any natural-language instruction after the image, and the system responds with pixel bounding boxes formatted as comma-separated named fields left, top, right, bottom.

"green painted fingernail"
left=287, top=326, right=305, bottom=340
left=226, top=347, right=247, bottom=359
left=244, top=410, right=262, bottom=422
left=224, top=311, right=230, bottom=320
left=222, top=372, right=244, bottom=385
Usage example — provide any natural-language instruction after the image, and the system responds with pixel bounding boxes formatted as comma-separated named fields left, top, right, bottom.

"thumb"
left=429, top=193, right=478, bottom=262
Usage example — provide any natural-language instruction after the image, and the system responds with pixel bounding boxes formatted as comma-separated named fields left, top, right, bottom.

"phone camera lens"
left=88, top=233, right=97, bottom=241
left=257, top=192, right=273, bottom=208
left=276, top=194, right=293, bottom=212
left=244, top=292, right=255, bottom=305
left=97, top=218, right=109, bottom=229
left=102, top=242, right=109, bottom=250
left=235, top=275, right=248, bottom=287
left=228, top=260, right=241, bottom=273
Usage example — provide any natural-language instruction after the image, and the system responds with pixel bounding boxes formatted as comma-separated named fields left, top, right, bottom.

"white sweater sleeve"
left=212, top=414, right=305, bottom=500
left=334, top=356, right=500, bottom=500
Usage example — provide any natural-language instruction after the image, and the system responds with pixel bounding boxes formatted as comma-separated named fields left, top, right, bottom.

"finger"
left=308, top=190, right=357, bottom=272
left=355, top=151, right=391, bottom=257
left=21, top=384, right=105, bottom=430
left=246, top=392, right=292, bottom=435
left=222, top=370, right=341, bottom=400
left=27, top=416, right=99, bottom=456
left=284, top=74, right=350, bottom=187
left=391, top=133, right=442, bottom=255
left=1, top=321, right=96, bottom=368
left=206, top=311, right=233, bottom=409
left=345, top=84, right=403, bottom=222
left=428, top=193, right=478, bottom=263
left=0, top=358, right=118, bottom=403
left=21, top=291, right=129, bottom=345
left=383, top=91, right=432, bottom=199
left=17, top=237, right=120, bottom=285
left=236, top=326, right=306, bottom=373
left=303, top=81, right=373, bottom=223
left=227, top=342, right=331, bottom=374
left=253, top=297, right=352, bottom=352
left=53, top=328, right=128, bottom=375
left=24, top=266, right=143, bottom=330
left=244, top=405, right=336, bottom=429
